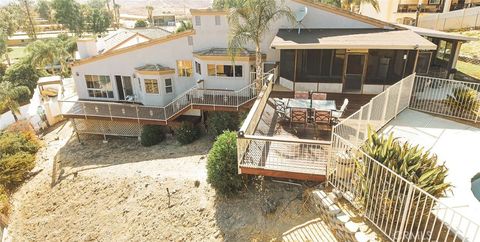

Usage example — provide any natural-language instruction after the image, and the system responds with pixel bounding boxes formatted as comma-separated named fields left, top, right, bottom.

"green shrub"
left=140, top=125, right=167, bottom=147
left=0, top=131, right=40, bottom=158
left=175, top=122, right=201, bottom=145
left=0, top=152, right=36, bottom=187
left=0, top=185, right=10, bottom=220
left=207, top=131, right=243, bottom=195
left=206, top=112, right=240, bottom=136
left=447, top=87, right=480, bottom=113
left=355, top=127, right=451, bottom=234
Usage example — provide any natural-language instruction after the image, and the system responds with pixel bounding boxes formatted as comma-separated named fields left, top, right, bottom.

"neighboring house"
left=360, top=0, right=480, bottom=25
left=63, top=0, right=472, bottom=132
left=152, top=14, right=176, bottom=27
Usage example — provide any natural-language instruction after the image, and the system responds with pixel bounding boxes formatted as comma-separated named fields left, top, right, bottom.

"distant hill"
left=85, top=0, right=213, bottom=16
left=0, top=0, right=213, bottom=16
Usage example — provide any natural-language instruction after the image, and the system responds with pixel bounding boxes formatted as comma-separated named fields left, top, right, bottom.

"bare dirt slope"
left=8, top=122, right=320, bottom=241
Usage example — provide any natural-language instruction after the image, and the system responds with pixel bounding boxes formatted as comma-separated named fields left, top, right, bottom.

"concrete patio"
left=381, top=109, right=480, bottom=228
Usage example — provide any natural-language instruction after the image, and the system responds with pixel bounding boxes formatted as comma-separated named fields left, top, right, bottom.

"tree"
left=84, top=6, right=112, bottom=34
left=213, top=0, right=246, bottom=9
left=0, top=82, right=30, bottom=121
left=0, top=5, right=21, bottom=66
left=113, top=3, right=120, bottom=29
left=26, top=38, right=71, bottom=76
left=18, top=0, right=37, bottom=40
left=319, top=0, right=379, bottom=12
left=135, top=20, right=148, bottom=28
left=146, top=5, right=154, bottom=26
left=0, top=33, right=7, bottom=66
left=227, top=0, right=294, bottom=90
left=175, top=20, right=192, bottom=33
left=3, top=60, right=43, bottom=92
left=52, top=0, right=85, bottom=35
left=37, top=0, right=54, bottom=22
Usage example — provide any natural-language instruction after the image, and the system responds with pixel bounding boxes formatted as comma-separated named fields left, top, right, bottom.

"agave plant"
left=354, top=127, right=451, bottom=235
left=446, top=87, right=480, bottom=114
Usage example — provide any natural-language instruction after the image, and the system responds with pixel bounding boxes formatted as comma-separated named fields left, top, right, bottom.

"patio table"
left=286, top=99, right=336, bottom=111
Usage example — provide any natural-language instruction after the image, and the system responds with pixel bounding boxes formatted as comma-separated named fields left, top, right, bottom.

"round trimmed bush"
left=207, top=131, right=243, bottom=195
left=206, top=112, right=240, bottom=136
left=175, top=122, right=201, bottom=145
left=140, top=125, right=167, bottom=147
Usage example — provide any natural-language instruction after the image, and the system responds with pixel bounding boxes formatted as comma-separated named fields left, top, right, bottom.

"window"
left=436, top=40, right=453, bottom=61
left=207, top=64, right=242, bottom=77
left=144, top=79, right=159, bottom=94
left=428, top=0, right=441, bottom=4
left=293, top=49, right=345, bottom=83
left=235, top=65, right=243, bottom=77
left=195, top=61, right=202, bottom=75
left=195, top=16, right=201, bottom=26
left=215, top=16, right=221, bottom=25
left=164, top=78, right=173, bottom=93
left=177, top=60, right=193, bottom=77
left=85, top=75, right=114, bottom=98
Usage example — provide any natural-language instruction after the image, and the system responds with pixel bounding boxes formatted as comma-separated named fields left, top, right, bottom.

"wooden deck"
left=60, top=93, right=254, bottom=125
left=238, top=87, right=375, bottom=181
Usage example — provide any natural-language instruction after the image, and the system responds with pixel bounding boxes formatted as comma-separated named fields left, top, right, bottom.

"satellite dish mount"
left=292, top=6, right=308, bottom=35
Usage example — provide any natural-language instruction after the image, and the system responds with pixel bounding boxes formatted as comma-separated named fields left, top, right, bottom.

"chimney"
left=77, top=38, right=98, bottom=59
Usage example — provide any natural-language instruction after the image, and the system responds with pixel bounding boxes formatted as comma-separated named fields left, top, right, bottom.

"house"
left=360, top=0, right=480, bottom=25
left=63, top=0, right=470, bottom=134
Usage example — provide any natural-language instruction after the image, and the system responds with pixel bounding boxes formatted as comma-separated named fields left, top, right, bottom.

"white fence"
left=332, top=74, right=415, bottom=147
left=330, top=74, right=480, bottom=241
left=418, top=6, right=480, bottom=30
left=411, top=75, right=480, bottom=123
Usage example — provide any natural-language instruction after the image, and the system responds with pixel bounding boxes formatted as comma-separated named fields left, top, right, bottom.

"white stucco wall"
left=73, top=0, right=391, bottom=107
left=112, top=35, right=150, bottom=51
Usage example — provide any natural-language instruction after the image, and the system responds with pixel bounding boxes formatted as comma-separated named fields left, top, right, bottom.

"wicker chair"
left=311, top=92, right=327, bottom=100
left=294, top=91, right=309, bottom=99
left=290, top=108, right=308, bottom=128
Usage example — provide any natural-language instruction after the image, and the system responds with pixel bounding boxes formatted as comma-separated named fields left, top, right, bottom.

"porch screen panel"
left=279, top=50, right=295, bottom=81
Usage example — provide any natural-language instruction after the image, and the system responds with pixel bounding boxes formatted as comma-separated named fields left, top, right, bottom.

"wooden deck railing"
left=59, top=79, right=259, bottom=124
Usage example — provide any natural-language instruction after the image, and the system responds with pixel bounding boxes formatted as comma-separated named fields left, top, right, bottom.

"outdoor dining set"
left=274, top=91, right=349, bottom=131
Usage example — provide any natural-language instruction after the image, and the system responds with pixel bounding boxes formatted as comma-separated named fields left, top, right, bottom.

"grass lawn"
left=456, top=61, right=480, bottom=79
left=452, top=30, right=480, bottom=58
left=2, top=46, right=27, bottom=64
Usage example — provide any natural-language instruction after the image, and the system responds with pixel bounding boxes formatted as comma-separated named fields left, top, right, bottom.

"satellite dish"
left=295, top=6, right=308, bottom=22
left=293, top=6, right=308, bottom=34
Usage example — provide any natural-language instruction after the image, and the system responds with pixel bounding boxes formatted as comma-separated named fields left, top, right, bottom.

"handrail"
left=60, top=70, right=275, bottom=123
left=243, top=134, right=332, bottom=145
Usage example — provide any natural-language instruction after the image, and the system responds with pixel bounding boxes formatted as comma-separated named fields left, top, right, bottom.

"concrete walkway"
left=381, top=109, right=480, bottom=232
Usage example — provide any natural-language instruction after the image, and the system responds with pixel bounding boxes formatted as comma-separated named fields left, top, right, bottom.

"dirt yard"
left=7, top=121, right=321, bottom=241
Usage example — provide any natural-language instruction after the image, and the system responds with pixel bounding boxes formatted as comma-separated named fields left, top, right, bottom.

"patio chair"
left=332, top=98, right=349, bottom=120
left=294, top=91, right=309, bottom=99
left=273, top=98, right=288, bottom=119
left=290, top=108, right=308, bottom=128
left=311, top=92, right=327, bottom=100
left=313, top=110, right=332, bottom=131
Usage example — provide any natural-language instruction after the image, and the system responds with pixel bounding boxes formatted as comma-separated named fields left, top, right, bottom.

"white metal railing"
left=239, top=135, right=330, bottom=175
left=330, top=134, right=480, bottom=242
left=330, top=74, right=480, bottom=241
left=410, top=76, right=480, bottom=123
left=237, top=72, right=330, bottom=175
left=58, top=75, right=266, bottom=123
left=332, top=74, right=416, bottom=147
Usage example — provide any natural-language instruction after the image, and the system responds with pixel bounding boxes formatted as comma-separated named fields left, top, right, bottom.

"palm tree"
left=26, top=39, right=71, bottom=76
left=113, top=3, right=121, bottom=29
left=227, top=0, right=295, bottom=90
left=175, top=20, right=193, bottom=33
left=146, top=5, right=154, bottom=26
left=0, top=82, right=30, bottom=122
left=320, top=0, right=379, bottom=12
